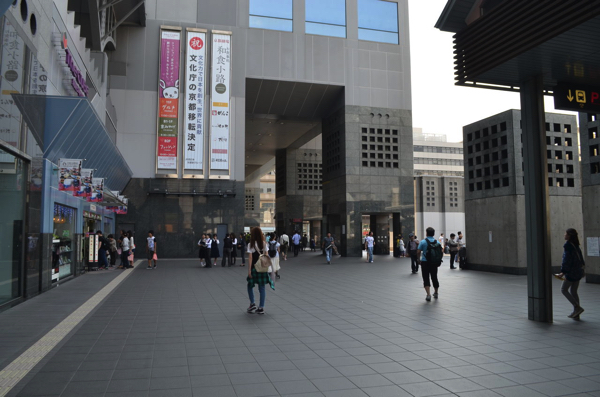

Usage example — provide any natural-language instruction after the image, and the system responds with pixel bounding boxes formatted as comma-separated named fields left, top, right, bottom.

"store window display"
left=52, top=204, right=76, bottom=282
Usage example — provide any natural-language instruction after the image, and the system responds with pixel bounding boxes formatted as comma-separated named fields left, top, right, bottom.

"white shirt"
left=247, top=241, right=266, bottom=253
left=438, top=236, right=444, bottom=245
left=122, top=236, right=130, bottom=251
left=365, top=236, right=374, bottom=248
left=205, top=237, right=212, bottom=249
left=280, top=234, right=289, bottom=245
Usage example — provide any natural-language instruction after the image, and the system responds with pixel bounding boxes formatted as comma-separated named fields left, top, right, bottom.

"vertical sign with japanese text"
left=184, top=30, right=206, bottom=171
left=157, top=28, right=181, bottom=171
left=210, top=32, right=231, bottom=171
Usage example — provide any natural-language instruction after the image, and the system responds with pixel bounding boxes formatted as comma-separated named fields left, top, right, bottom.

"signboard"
left=157, top=28, right=181, bottom=171
left=587, top=237, right=599, bottom=257
left=88, top=235, right=97, bottom=262
left=210, top=32, right=232, bottom=171
left=184, top=29, right=206, bottom=172
left=58, top=159, right=82, bottom=191
left=83, top=211, right=101, bottom=221
left=554, top=83, right=600, bottom=112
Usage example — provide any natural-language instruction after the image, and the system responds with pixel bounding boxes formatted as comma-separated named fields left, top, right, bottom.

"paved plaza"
left=1, top=253, right=599, bottom=397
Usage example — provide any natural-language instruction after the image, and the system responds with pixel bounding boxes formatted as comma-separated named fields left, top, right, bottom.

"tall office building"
left=463, top=110, right=583, bottom=274
left=412, top=129, right=465, bottom=238
left=110, top=0, right=415, bottom=257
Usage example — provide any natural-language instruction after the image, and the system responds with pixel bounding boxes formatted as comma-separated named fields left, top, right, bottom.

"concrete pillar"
left=520, top=76, right=553, bottom=322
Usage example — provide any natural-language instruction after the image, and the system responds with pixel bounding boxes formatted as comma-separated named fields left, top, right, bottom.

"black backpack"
left=268, top=240, right=277, bottom=258
left=425, top=239, right=443, bottom=266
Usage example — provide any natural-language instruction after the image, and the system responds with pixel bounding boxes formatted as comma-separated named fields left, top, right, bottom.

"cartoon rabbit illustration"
left=160, top=79, right=179, bottom=99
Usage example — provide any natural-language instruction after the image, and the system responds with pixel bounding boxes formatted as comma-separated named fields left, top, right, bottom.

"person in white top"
left=365, top=231, right=375, bottom=263
left=267, top=233, right=281, bottom=280
left=438, top=233, right=445, bottom=247
left=231, top=233, right=238, bottom=266
left=279, top=233, right=289, bottom=261
left=127, top=231, right=135, bottom=267
left=120, top=231, right=131, bottom=269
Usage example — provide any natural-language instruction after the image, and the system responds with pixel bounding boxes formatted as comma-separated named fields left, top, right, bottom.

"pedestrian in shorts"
left=146, top=230, right=157, bottom=269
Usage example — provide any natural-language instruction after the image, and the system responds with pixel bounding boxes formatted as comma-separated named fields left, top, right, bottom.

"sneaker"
left=256, top=307, right=265, bottom=315
left=276, top=274, right=281, bottom=279
left=247, top=303, right=257, bottom=313
left=433, top=292, right=439, bottom=299
left=146, top=266, right=152, bottom=269
left=426, top=295, right=431, bottom=302
left=571, top=306, right=584, bottom=318
left=573, top=315, right=580, bottom=321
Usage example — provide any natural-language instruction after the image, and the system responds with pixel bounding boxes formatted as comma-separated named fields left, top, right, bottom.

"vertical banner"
left=58, top=159, right=82, bottom=191
left=210, top=32, right=232, bottom=171
left=184, top=29, right=206, bottom=172
left=88, top=178, right=104, bottom=202
left=74, top=168, right=93, bottom=197
left=157, top=28, right=181, bottom=171
left=0, top=19, right=25, bottom=162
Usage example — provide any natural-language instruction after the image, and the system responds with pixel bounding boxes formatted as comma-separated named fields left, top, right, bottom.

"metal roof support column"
left=520, top=76, right=553, bottom=323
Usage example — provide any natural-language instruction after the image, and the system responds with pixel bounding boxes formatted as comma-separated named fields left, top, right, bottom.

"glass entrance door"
left=0, top=148, right=28, bottom=306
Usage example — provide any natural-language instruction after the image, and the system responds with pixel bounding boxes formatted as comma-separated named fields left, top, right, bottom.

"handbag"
left=128, top=253, right=134, bottom=261
left=254, top=242, right=271, bottom=273
left=153, top=253, right=158, bottom=260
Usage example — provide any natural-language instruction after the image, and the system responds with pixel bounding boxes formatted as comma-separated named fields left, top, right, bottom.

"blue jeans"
left=98, top=250, right=108, bottom=268
left=248, top=284, right=266, bottom=307
left=325, top=248, right=332, bottom=263
left=367, top=247, right=374, bottom=262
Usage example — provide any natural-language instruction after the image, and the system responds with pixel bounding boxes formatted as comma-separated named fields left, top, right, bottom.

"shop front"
left=52, top=203, right=75, bottom=283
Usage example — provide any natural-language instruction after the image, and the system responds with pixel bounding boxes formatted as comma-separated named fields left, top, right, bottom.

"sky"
left=407, top=0, right=575, bottom=142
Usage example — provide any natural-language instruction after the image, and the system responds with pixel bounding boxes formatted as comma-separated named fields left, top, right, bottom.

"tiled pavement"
left=2, top=253, right=600, bottom=397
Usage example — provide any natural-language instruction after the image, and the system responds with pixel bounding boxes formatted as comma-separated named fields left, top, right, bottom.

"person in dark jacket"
left=556, top=228, right=585, bottom=320
left=222, top=233, right=233, bottom=267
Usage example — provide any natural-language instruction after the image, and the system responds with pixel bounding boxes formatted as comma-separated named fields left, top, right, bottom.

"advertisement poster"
left=184, top=30, right=206, bottom=171
left=58, top=159, right=82, bottom=191
left=87, top=178, right=104, bottom=202
left=0, top=19, right=25, bottom=162
left=74, top=168, right=93, bottom=197
left=157, top=29, right=181, bottom=170
left=210, top=33, right=231, bottom=171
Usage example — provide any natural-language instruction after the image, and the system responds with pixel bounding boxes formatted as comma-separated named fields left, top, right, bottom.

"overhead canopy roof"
left=435, top=0, right=600, bottom=91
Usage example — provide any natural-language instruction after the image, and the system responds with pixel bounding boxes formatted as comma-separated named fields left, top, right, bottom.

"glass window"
left=53, top=204, right=76, bottom=282
left=249, top=0, right=293, bottom=32
left=358, top=0, right=399, bottom=44
left=306, top=0, right=346, bottom=38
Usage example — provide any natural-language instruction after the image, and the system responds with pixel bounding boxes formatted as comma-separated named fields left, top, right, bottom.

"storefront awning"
left=12, top=94, right=133, bottom=192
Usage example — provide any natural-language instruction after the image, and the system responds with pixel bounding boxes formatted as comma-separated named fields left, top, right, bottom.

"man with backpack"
left=416, top=227, right=443, bottom=302
left=407, top=233, right=420, bottom=274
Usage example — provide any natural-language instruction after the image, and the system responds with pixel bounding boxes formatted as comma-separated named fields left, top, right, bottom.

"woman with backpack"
left=555, top=228, right=585, bottom=320
left=246, top=227, right=274, bottom=315
left=267, top=233, right=281, bottom=279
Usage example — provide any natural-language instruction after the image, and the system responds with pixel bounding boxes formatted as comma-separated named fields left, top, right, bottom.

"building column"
left=520, top=76, right=553, bottom=322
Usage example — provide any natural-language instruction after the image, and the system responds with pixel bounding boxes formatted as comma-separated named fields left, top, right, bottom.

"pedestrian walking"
left=398, top=236, right=405, bottom=258
left=268, top=233, right=281, bottom=279
left=323, top=232, right=334, bottom=264
left=417, top=227, right=443, bottom=301
left=408, top=233, right=420, bottom=273
left=210, top=234, right=220, bottom=266
left=310, top=236, right=316, bottom=251
left=364, top=231, right=375, bottom=263
left=222, top=233, right=233, bottom=267
left=231, top=233, right=238, bottom=266
left=447, top=233, right=459, bottom=269
left=292, top=231, right=301, bottom=257
left=198, top=233, right=208, bottom=267
left=238, top=233, right=246, bottom=266
left=279, top=232, right=289, bottom=260
left=555, top=228, right=586, bottom=320
left=96, top=231, right=109, bottom=270
left=146, top=230, right=157, bottom=269
left=107, top=234, right=117, bottom=267
left=301, top=234, right=308, bottom=251
left=119, top=230, right=132, bottom=269
left=246, top=227, right=275, bottom=315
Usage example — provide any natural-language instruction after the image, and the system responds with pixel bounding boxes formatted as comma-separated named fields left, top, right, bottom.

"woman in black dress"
left=210, top=234, right=220, bottom=266
left=230, top=233, right=237, bottom=266
left=197, top=233, right=207, bottom=267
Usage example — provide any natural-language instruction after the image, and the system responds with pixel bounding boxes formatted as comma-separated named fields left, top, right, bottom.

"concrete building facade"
left=110, top=0, right=415, bottom=257
left=463, top=110, right=583, bottom=275
left=579, top=112, right=600, bottom=283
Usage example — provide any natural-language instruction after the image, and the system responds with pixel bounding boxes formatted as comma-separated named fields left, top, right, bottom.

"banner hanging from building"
left=58, top=159, right=82, bottom=191
left=210, top=32, right=231, bottom=171
left=87, top=178, right=104, bottom=202
left=184, top=29, right=206, bottom=172
left=157, top=28, right=181, bottom=171
left=74, top=168, right=93, bottom=197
